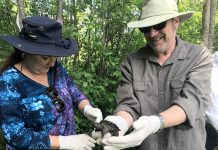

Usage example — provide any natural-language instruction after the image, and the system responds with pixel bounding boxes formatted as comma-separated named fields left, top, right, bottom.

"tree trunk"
left=208, top=0, right=217, bottom=51
left=202, top=0, right=210, bottom=48
left=202, top=0, right=217, bottom=51
left=16, top=0, right=25, bottom=29
left=71, top=0, right=79, bottom=69
left=56, top=0, right=63, bottom=23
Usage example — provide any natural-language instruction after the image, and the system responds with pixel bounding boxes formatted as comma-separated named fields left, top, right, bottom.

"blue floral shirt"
left=0, top=62, right=88, bottom=149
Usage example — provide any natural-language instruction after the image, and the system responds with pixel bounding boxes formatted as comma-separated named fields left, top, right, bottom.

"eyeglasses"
left=138, top=20, right=169, bottom=33
left=45, top=87, right=65, bottom=112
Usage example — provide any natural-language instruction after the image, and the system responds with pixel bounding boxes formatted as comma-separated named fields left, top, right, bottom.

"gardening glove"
left=59, top=134, right=96, bottom=150
left=92, top=115, right=129, bottom=145
left=103, top=115, right=129, bottom=136
left=91, top=130, right=103, bottom=145
left=84, top=105, right=103, bottom=123
left=102, top=115, right=161, bottom=149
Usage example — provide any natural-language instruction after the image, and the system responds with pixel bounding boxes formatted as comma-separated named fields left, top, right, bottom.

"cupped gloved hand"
left=59, top=134, right=96, bottom=150
left=102, top=115, right=161, bottom=149
left=103, top=115, right=129, bottom=136
left=91, top=130, right=103, bottom=145
left=84, top=105, right=103, bottom=123
left=92, top=115, right=129, bottom=145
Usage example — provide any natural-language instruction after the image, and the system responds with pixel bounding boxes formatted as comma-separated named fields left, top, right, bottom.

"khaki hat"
left=128, top=0, right=194, bottom=28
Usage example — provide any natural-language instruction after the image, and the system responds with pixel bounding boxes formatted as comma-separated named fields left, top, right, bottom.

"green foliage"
left=0, top=1, right=18, bottom=62
left=213, top=15, right=218, bottom=52
left=177, top=0, right=203, bottom=44
left=0, top=0, right=218, bottom=149
left=178, top=12, right=203, bottom=44
left=0, top=131, right=5, bottom=150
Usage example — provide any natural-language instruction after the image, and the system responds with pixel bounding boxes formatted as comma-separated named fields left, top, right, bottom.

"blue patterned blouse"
left=0, top=62, right=88, bottom=149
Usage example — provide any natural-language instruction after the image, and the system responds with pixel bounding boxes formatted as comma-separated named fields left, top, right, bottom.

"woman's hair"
left=0, top=48, right=23, bottom=72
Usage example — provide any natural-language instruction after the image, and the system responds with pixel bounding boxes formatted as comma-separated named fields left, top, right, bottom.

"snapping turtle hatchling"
left=95, top=120, right=120, bottom=136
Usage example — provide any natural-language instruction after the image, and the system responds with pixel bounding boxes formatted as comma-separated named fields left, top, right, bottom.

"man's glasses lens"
left=139, top=21, right=168, bottom=33
left=45, top=87, right=65, bottom=112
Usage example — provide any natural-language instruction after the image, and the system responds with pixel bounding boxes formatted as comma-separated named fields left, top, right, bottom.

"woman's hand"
left=59, top=134, right=96, bottom=150
left=84, top=105, right=103, bottom=123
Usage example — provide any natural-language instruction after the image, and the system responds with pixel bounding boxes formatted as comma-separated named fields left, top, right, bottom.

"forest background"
left=0, top=0, right=217, bottom=149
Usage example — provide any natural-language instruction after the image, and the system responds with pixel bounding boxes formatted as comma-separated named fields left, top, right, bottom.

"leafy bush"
left=0, top=131, right=5, bottom=149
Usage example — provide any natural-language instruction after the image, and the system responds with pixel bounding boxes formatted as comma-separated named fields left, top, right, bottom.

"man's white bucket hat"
left=127, top=0, right=194, bottom=28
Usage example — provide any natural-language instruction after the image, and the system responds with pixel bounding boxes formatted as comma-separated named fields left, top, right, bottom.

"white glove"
left=91, top=130, right=103, bottom=145
left=84, top=105, right=103, bottom=123
left=59, top=134, right=96, bottom=150
left=91, top=115, right=129, bottom=145
left=104, top=115, right=129, bottom=136
left=102, top=115, right=161, bottom=149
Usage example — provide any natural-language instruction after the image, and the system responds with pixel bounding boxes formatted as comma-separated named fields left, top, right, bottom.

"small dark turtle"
left=95, top=120, right=120, bottom=136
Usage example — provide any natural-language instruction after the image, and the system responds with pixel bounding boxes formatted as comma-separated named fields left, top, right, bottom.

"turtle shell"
left=95, top=120, right=120, bottom=136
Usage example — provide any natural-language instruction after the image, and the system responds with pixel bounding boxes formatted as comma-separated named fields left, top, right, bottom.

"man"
left=93, top=0, right=212, bottom=149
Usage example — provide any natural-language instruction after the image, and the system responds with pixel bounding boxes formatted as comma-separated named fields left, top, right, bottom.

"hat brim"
left=0, top=35, right=78, bottom=57
left=127, top=11, right=194, bottom=28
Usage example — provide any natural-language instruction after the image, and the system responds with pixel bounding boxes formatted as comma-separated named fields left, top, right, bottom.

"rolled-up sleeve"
left=172, top=47, right=212, bottom=127
left=114, top=57, right=141, bottom=121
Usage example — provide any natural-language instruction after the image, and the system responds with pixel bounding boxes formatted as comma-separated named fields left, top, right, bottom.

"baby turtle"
left=95, top=120, right=120, bottom=136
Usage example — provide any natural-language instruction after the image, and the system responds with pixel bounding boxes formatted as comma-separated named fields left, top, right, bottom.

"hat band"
left=19, top=32, right=71, bottom=49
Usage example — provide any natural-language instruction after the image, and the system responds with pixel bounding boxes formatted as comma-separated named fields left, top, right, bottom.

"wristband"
left=157, top=114, right=165, bottom=132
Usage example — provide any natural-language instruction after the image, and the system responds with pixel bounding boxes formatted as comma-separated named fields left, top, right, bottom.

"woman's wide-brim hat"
left=0, top=16, right=77, bottom=57
left=128, top=0, right=194, bottom=28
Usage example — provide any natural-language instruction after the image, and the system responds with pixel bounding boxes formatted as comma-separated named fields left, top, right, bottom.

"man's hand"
left=91, top=115, right=129, bottom=145
left=102, top=115, right=161, bottom=149
left=103, top=115, right=129, bottom=136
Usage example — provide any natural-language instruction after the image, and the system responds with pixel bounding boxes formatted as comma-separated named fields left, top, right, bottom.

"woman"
left=0, top=16, right=102, bottom=149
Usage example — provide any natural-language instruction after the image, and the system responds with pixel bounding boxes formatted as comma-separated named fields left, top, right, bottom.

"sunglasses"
left=45, top=87, right=65, bottom=112
left=138, top=20, right=169, bottom=33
